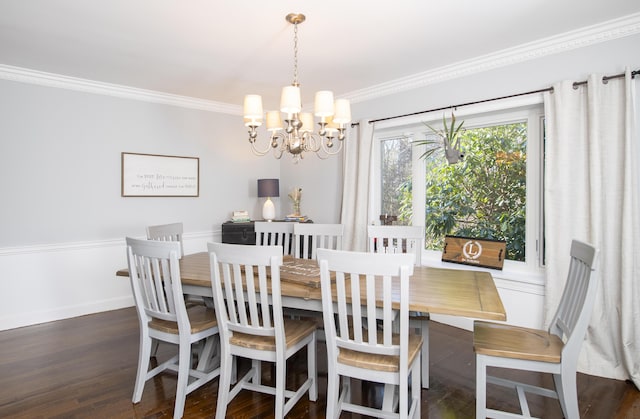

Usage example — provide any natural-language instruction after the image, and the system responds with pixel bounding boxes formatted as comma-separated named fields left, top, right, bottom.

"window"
left=380, top=136, right=412, bottom=224
left=375, top=103, right=544, bottom=271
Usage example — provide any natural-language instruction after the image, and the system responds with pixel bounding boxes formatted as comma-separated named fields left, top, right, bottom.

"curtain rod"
left=365, top=69, right=639, bottom=125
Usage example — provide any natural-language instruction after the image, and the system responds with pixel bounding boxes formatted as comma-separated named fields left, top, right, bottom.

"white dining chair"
left=367, top=224, right=431, bottom=389
left=318, top=248, right=422, bottom=419
left=367, top=225, right=424, bottom=264
left=207, top=242, right=318, bottom=419
left=293, top=223, right=343, bottom=259
left=254, top=221, right=295, bottom=256
left=125, top=237, right=220, bottom=419
left=147, top=221, right=208, bottom=312
left=146, top=222, right=185, bottom=256
left=474, top=239, right=598, bottom=418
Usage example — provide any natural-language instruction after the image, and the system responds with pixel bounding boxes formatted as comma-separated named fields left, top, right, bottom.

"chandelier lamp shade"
left=257, top=178, right=280, bottom=221
left=243, top=13, right=351, bottom=162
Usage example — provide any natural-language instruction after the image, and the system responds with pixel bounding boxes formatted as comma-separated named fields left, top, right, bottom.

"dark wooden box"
left=222, top=221, right=256, bottom=245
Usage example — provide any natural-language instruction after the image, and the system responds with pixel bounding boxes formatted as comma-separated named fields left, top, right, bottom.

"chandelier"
left=243, top=13, right=351, bottom=162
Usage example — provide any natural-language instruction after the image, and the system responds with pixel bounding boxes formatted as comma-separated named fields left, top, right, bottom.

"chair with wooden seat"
left=207, top=242, right=318, bottom=419
left=147, top=221, right=206, bottom=310
left=367, top=225, right=431, bottom=389
left=293, top=223, right=343, bottom=259
left=254, top=221, right=295, bottom=256
left=125, top=237, right=220, bottom=419
left=146, top=222, right=185, bottom=256
left=318, top=248, right=422, bottom=419
left=291, top=223, right=343, bottom=325
left=474, top=239, right=598, bottom=418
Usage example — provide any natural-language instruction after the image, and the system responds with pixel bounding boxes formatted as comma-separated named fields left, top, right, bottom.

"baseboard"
left=0, top=295, right=134, bottom=331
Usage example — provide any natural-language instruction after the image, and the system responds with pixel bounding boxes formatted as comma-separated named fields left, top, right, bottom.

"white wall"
left=279, top=153, right=344, bottom=223
left=0, top=78, right=279, bottom=330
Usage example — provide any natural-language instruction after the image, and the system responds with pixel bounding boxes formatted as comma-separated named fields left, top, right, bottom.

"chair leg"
left=382, top=383, right=395, bottom=412
left=476, top=355, right=487, bottom=419
left=151, top=338, right=160, bottom=357
left=400, top=376, right=408, bottom=419
left=325, top=365, right=340, bottom=419
left=173, top=342, right=191, bottom=419
left=252, top=359, right=262, bottom=385
left=308, top=335, right=318, bottom=401
left=274, top=355, right=286, bottom=418
left=342, top=375, right=351, bottom=404
left=412, top=358, right=421, bottom=418
left=215, top=353, right=233, bottom=419
left=230, top=355, right=237, bottom=384
left=555, top=370, right=579, bottom=419
left=133, top=333, right=152, bottom=403
left=421, top=319, right=429, bottom=389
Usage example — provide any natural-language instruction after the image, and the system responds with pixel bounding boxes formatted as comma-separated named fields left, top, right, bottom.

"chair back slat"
left=367, top=225, right=424, bottom=266
left=335, top=271, right=351, bottom=342
left=232, top=263, right=250, bottom=326
left=146, top=222, right=184, bottom=256
left=548, top=240, right=598, bottom=354
left=255, top=222, right=294, bottom=255
left=209, top=243, right=283, bottom=339
left=126, top=237, right=185, bottom=325
left=294, top=223, right=343, bottom=259
left=244, top=265, right=260, bottom=326
left=319, top=249, right=414, bottom=357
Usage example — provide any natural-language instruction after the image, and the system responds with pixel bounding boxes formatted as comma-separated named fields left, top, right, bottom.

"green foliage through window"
left=380, top=137, right=412, bottom=224
left=393, top=122, right=527, bottom=261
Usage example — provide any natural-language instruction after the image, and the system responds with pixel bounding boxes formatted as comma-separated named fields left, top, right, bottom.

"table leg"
left=382, top=383, right=396, bottom=412
left=420, top=318, right=429, bottom=389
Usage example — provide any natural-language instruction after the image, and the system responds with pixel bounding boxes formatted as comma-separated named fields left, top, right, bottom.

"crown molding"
left=0, top=64, right=242, bottom=115
left=344, top=12, right=640, bottom=104
left=1, top=13, right=638, bottom=110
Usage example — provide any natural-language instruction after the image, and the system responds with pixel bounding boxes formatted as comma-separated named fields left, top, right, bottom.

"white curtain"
left=340, top=119, right=375, bottom=251
left=544, top=68, right=639, bottom=387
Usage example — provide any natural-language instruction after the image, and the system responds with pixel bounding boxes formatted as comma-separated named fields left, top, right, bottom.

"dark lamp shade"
left=257, top=179, right=279, bottom=198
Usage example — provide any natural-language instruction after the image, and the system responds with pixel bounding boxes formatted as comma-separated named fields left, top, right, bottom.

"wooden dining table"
left=117, top=251, right=506, bottom=389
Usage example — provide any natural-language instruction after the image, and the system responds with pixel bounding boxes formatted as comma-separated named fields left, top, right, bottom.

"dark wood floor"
left=0, top=308, right=638, bottom=418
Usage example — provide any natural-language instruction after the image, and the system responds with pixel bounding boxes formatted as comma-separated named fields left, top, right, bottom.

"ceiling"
left=1, top=1, right=639, bottom=109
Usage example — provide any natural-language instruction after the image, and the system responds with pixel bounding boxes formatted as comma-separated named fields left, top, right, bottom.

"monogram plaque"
left=441, top=235, right=506, bottom=270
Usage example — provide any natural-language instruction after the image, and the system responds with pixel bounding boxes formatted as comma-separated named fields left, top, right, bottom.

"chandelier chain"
left=292, top=23, right=299, bottom=86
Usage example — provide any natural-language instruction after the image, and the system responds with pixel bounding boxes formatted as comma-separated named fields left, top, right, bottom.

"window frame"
left=372, top=96, right=545, bottom=280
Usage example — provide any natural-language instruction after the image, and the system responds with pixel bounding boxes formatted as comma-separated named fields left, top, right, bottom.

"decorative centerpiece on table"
left=285, top=187, right=308, bottom=221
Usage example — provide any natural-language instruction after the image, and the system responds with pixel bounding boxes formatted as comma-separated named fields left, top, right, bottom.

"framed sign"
left=121, top=152, right=199, bottom=197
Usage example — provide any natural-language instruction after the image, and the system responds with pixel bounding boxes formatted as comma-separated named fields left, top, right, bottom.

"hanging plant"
left=413, top=112, right=465, bottom=164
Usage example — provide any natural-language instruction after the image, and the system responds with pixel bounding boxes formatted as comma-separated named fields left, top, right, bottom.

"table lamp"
left=257, top=178, right=279, bottom=221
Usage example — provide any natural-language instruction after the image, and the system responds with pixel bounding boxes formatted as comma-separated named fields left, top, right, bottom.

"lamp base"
left=262, top=197, right=275, bottom=221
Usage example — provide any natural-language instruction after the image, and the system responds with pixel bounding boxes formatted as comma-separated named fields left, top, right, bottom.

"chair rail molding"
left=0, top=230, right=220, bottom=256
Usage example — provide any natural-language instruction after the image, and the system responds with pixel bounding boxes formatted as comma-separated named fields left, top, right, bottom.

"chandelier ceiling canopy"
left=243, top=13, right=351, bottom=163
